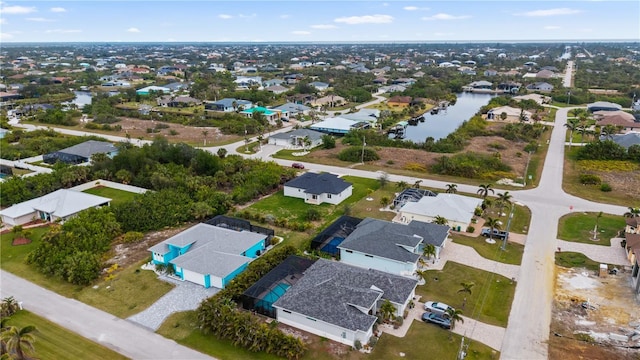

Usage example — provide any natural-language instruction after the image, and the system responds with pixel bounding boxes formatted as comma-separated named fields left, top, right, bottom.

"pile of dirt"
left=549, top=266, right=640, bottom=360
left=11, top=237, right=32, bottom=246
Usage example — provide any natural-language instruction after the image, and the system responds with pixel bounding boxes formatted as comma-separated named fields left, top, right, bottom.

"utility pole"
left=523, top=150, right=532, bottom=186
left=502, top=204, right=515, bottom=251
left=360, top=136, right=366, bottom=164
left=567, top=91, right=571, bottom=105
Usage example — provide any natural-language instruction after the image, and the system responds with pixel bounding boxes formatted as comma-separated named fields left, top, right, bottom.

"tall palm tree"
left=457, top=281, right=475, bottom=309
left=593, top=211, right=603, bottom=240
left=380, top=196, right=390, bottom=208
left=624, top=207, right=640, bottom=218
left=445, top=183, right=458, bottom=194
left=414, top=269, right=429, bottom=285
left=496, top=191, right=513, bottom=213
left=202, top=130, right=209, bottom=146
left=379, top=299, right=396, bottom=322
left=1, top=325, right=37, bottom=360
left=564, top=117, right=580, bottom=148
left=481, top=198, right=493, bottom=216
left=477, top=184, right=494, bottom=199
left=445, top=308, right=464, bottom=330
left=485, top=217, right=502, bottom=241
left=422, top=244, right=436, bottom=260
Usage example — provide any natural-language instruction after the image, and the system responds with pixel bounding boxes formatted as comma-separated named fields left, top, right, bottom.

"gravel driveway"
left=128, top=275, right=219, bottom=331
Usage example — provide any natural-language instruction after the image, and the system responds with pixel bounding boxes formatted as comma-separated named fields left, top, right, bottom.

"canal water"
left=63, top=91, right=93, bottom=109
left=403, top=92, right=496, bottom=143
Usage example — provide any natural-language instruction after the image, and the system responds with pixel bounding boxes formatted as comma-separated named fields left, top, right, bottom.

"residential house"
left=43, top=140, right=118, bottom=165
left=234, top=76, right=263, bottom=89
left=284, top=172, right=353, bottom=205
left=240, top=106, right=283, bottom=123
left=265, top=85, right=289, bottom=95
left=268, top=129, right=324, bottom=148
left=0, top=189, right=111, bottom=226
left=338, top=217, right=449, bottom=276
left=148, top=223, right=267, bottom=288
left=271, top=102, right=311, bottom=118
left=588, top=101, right=622, bottom=112
left=310, top=81, right=330, bottom=91
left=288, top=94, right=316, bottom=105
left=535, top=70, right=556, bottom=79
left=309, top=116, right=369, bottom=135
left=397, top=193, right=482, bottom=232
left=340, top=109, right=380, bottom=126
left=626, top=232, right=640, bottom=294
left=526, top=82, right=554, bottom=92
left=594, top=111, right=640, bottom=132
left=609, top=132, right=640, bottom=149
left=156, top=95, right=201, bottom=107
left=311, top=95, right=345, bottom=108
left=378, top=85, right=406, bottom=93
left=273, top=259, right=418, bottom=347
left=513, top=94, right=552, bottom=105
left=387, top=96, right=412, bottom=108
left=487, top=106, right=532, bottom=122
left=136, top=85, right=171, bottom=95
left=497, top=82, right=521, bottom=93
left=263, top=79, right=285, bottom=87
left=484, top=69, right=498, bottom=76
left=204, top=98, right=253, bottom=112
left=464, top=80, right=493, bottom=90
left=625, top=216, right=640, bottom=234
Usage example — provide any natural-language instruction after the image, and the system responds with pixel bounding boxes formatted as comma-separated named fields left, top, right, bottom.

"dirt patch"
left=11, top=237, right=32, bottom=246
left=595, top=171, right=640, bottom=200
left=310, top=123, right=530, bottom=177
left=93, top=117, right=239, bottom=145
left=549, top=266, right=640, bottom=360
left=278, top=323, right=357, bottom=359
left=105, top=223, right=194, bottom=269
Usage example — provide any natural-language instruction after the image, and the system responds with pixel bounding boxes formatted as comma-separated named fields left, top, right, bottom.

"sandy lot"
left=549, top=266, right=640, bottom=360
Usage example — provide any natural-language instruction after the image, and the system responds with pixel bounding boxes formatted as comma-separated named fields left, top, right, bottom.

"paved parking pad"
left=128, top=276, right=219, bottom=331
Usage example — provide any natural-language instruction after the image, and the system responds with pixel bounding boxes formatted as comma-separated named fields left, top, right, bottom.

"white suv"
left=423, top=301, right=454, bottom=317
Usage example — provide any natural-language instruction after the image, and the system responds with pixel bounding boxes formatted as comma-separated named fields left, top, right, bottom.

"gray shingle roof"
left=338, top=218, right=449, bottom=262
left=284, top=172, right=352, bottom=195
left=170, top=248, right=249, bottom=278
left=269, top=129, right=324, bottom=141
left=273, top=259, right=417, bottom=332
left=54, top=140, right=117, bottom=159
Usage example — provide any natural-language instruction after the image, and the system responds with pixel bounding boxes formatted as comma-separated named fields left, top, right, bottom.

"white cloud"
left=50, top=7, right=66, bottom=13
left=27, top=17, right=54, bottom=22
left=292, top=30, right=310, bottom=35
left=403, top=6, right=428, bottom=11
left=218, top=14, right=233, bottom=19
left=544, top=25, right=561, bottom=30
left=310, top=24, right=337, bottom=30
left=334, top=14, right=393, bottom=25
left=516, top=8, right=582, bottom=17
left=1, top=5, right=37, bottom=14
left=0, top=18, right=6, bottom=24
left=422, top=13, right=471, bottom=21
left=126, top=27, right=140, bottom=33
left=0, top=32, right=14, bottom=40
left=44, top=29, right=81, bottom=33
left=238, top=13, right=256, bottom=19
left=280, top=14, right=290, bottom=19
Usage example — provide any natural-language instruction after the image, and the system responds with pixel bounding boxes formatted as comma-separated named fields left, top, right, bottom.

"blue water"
left=321, top=236, right=345, bottom=255
left=403, top=92, right=496, bottom=143
left=0, top=173, right=7, bottom=179
left=257, top=283, right=291, bottom=312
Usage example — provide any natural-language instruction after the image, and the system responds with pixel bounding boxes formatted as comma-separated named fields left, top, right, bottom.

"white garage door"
left=182, top=269, right=205, bottom=286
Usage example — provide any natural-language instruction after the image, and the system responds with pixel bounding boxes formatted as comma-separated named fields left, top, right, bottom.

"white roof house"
left=397, top=194, right=482, bottom=231
left=0, top=189, right=111, bottom=226
left=310, top=117, right=365, bottom=134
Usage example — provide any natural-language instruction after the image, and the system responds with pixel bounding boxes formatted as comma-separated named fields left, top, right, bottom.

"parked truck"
left=480, top=228, right=509, bottom=241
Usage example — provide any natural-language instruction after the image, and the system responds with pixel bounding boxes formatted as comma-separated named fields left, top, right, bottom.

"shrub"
left=168, top=129, right=179, bottom=136
left=579, top=173, right=601, bottom=185
left=386, top=160, right=395, bottom=165
left=599, top=183, right=612, bottom=192
left=121, top=231, right=144, bottom=243
left=467, top=226, right=475, bottom=233
left=368, top=337, right=378, bottom=347
left=338, top=147, right=380, bottom=162
left=305, top=208, right=321, bottom=221
left=488, top=142, right=506, bottom=150
left=354, top=340, right=362, bottom=350
left=405, top=162, right=427, bottom=172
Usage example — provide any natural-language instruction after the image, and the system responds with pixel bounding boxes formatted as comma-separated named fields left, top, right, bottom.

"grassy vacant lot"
left=6, top=310, right=128, bottom=360
left=1, top=228, right=173, bottom=318
left=451, top=234, right=523, bottom=265
left=555, top=252, right=604, bottom=271
left=371, top=321, right=498, bottom=360
left=557, top=212, right=626, bottom=246
left=416, top=262, right=516, bottom=327
left=83, top=186, right=139, bottom=206
left=348, top=185, right=398, bottom=222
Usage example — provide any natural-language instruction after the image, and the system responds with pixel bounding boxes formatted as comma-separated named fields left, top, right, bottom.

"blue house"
left=148, top=223, right=267, bottom=288
left=204, top=98, right=253, bottom=112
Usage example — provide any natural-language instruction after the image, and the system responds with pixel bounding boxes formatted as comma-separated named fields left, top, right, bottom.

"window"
left=283, top=310, right=292, bottom=314
left=327, top=194, right=332, bottom=199
left=306, top=317, right=317, bottom=322
left=312, top=195, right=317, bottom=200
left=345, top=250, right=353, bottom=253
left=365, top=254, right=374, bottom=258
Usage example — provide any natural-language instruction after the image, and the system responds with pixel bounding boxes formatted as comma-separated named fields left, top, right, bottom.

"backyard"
left=557, top=212, right=626, bottom=246
left=415, top=261, right=516, bottom=327
left=83, top=185, right=140, bottom=206
left=5, top=310, right=128, bottom=360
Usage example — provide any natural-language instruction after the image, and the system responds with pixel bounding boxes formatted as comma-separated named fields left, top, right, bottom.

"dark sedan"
left=422, top=312, right=451, bottom=329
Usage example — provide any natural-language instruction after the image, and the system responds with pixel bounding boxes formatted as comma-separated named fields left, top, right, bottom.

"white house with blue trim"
left=148, top=223, right=267, bottom=288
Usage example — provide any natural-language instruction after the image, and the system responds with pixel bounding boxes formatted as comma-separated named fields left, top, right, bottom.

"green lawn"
left=83, top=186, right=140, bottom=206
left=371, top=320, right=498, bottom=360
left=348, top=185, right=398, bottom=222
left=555, top=252, right=606, bottom=271
left=5, top=310, right=128, bottom=360
left=451, top=234, right=523, bottom=265
left=1, top=227, right=174, bottom=318
left=235, top=140, right=261, bottom=154
left=557, top=212, right=626, bottom=246
left=415, top=262, right=516, bottom=327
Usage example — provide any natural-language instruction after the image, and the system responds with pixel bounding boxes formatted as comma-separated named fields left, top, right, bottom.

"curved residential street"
left=0, top=270, right=214, bottom=360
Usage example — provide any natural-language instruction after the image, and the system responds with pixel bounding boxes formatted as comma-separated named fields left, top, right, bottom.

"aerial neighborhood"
left=1, top=18, right=640, bottom=360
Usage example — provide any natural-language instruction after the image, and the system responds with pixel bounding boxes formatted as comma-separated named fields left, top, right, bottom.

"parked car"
left=480, top=227, right=509, bottom=240
left=423, top=301, right=454, bottom=317
left=422, top=312, right=451, bottom=329
left=291, top=163, right=305, bottom=169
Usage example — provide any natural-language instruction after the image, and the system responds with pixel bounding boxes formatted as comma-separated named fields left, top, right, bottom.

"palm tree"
left=1, top=297, right=20, bottom=318
left=496, top=191, right=513, bottom=213
left=481, top=198, right=493, bottom=216
left=593, top=211, right=603, bottom=240
left=422, top=243, right=436, bottom=260
left=413, top=180, right=423, bottom=189
left=485, top=217, right=502, bottom=241
left=1, top=325, right=37, bottom=360
left=202, top=130, right=209, bottom=146
left=379, top=299, right=396, bottom=322
left=380, top=196, right=390, bottom=208
left=564, top=118, right=580, bottom=148
left=445, top=183, right=458, bottom=194
left=396, top=181, right=408, bottom=190
left=457, top=281, right=475, bottom=309
left=445, top=308, right=464, bottom=330
left=477, top=184, right=494, bottom=199
left=624, top=207, right=640, bottom=218
left=433, top=215, right=448, bottom=226
left=414, top=269, right=429, bottom=285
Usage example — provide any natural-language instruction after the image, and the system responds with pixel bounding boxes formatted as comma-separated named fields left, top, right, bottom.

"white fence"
left=69, top=179, right=150, bottom=194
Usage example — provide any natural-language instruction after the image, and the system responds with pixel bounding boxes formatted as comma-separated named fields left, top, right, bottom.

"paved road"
left=0, top=270, right=213, bottom=360
left=563, top=60, right=574, bottom=88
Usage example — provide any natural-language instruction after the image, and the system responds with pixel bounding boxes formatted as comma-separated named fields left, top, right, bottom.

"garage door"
left=182, top=269, right=206, bottom=286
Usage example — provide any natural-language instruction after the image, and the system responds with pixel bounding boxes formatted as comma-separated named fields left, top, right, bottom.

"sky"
left=1, top=1, right=639, bottom=43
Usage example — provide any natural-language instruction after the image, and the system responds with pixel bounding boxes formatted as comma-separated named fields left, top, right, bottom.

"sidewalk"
left=556, top=237, right=628, bottom=266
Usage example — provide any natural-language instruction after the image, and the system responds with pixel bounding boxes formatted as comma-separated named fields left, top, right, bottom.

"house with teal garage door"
left=148, top=223, right=267, bottom=288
